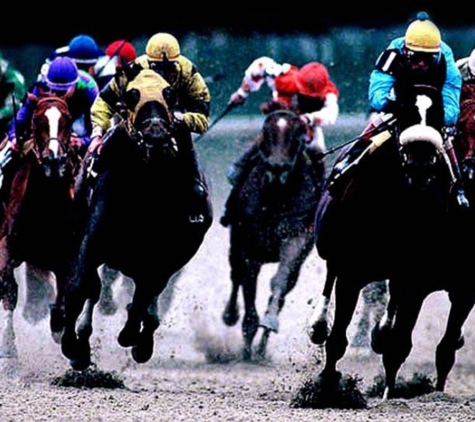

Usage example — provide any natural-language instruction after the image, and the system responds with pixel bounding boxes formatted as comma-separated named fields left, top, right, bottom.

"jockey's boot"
left=220, top=143, right=260, bottom=227
left=327, top=138, right=369, bottom=195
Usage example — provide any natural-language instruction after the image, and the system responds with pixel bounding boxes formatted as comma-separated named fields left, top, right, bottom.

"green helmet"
left=146, top=33, right=180, bottom=62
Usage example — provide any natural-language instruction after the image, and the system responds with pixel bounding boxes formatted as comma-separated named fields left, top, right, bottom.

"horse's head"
left=122, top=69, right=175, bottom=161
left=257, top=110, right=307, bottom=185
left=398, top=123, right=445, bottom=189
left=30, top=92, right=77, bottom=178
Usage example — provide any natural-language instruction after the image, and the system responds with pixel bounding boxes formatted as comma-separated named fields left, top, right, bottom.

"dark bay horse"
left=307, top=93, right=475, bottom=399
left=61, top=70, right=212, bottom=370
left=222, top=109, right=323, bottom=361
left=0, top=93, right=81, bottom=357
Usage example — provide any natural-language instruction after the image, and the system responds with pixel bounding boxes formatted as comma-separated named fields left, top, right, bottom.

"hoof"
left=307, top=320, right=329, bottom=345
left=131, top=333, right=154, bottom=363
left=0, top=347, right=18, bottom=359
left=70, top=358, right=92, bottom=371
left=222, top=302, right=239, bottom=326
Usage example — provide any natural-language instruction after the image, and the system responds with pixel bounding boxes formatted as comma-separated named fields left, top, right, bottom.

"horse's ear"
left=123, top=88, right=140, bottom=111
left=162, top=86, right=177, bottom=109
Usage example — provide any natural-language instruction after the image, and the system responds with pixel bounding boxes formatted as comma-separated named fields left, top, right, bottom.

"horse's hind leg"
left=380, top=290, right=424, bottom=400
left=239, top=260, right=262, bottom=361
left=98, top=265, right=120, bottom=316
left=22, top=264, right=54, bottom=324
left=352, top=280, right=388, bottom=348
left=223, top=262, right=241, bottom=327
left=321, top=276, right=361, bottom=376
left=434, top=293, right=475, bottom=391
left=261, top=237, right=311, bottom=334
left=0, top=266, right=19, bottom=358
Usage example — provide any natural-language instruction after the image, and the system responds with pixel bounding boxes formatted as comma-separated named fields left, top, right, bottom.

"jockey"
left=84, top=32, right=211, bottom=217
left=93, top=40, right=137, bottom=90
left=328, top=12, right=468, bottom=208
left=0, top=56, right=99, bottom=188
left=220, top=59, right=339, bottom=227
left=0, top=51, right=26, bottom=139
left=294, top=61, right=339, bottom=158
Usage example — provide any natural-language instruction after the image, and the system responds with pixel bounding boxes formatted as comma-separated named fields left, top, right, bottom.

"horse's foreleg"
left=119, top=277, right=162, bottom=364
left=61, top=258, right=102, bottom=370
left=435, top=294, right=474, bottom=392
left=132, top=294, right=160, bottom=364
left=48, top=265, right=73, bottom=344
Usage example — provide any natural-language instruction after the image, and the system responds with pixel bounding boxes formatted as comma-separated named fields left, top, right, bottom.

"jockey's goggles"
left=404, top=49, right=439, bottom=66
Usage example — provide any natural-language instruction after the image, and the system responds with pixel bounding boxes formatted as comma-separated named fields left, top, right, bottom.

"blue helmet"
left=46, top=57, right=79, bottom=91
left=68, top=34, right=103, bottom=64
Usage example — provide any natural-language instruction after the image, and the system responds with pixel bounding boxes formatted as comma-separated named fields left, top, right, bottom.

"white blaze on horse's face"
left=45, top=106, right=61, bottom=157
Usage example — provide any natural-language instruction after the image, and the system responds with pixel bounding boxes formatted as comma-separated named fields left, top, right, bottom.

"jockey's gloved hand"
left=229, top=90, right=247, bottom=107
left=442, top=125, right=458, bottom=142
left=171, top=112, right=188, bottom=134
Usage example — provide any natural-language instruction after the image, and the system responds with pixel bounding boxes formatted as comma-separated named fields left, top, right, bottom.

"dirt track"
left=2, top=119, right=475, bottom=421
left=2, top=218, right=475, bottom=421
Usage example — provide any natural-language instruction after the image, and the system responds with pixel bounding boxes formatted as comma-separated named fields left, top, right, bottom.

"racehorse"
left=60, top=70, right=212, bottom=370
left=307, top=93, right=475, bottom=399
left=222, top=109, right=322, bottom=361
left=0, top=93, right=81, bottom=357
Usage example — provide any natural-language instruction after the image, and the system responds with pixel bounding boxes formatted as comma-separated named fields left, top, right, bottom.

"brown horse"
left=0, top=93, right=81, bottom=357
left=222, top=109, right=323, bottom=361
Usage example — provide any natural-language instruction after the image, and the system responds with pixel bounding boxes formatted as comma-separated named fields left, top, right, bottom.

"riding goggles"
left=404, top=49, right=440, bottom=66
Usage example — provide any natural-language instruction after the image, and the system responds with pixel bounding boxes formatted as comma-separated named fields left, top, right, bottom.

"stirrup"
left=456, top=187, right=470, bottom=209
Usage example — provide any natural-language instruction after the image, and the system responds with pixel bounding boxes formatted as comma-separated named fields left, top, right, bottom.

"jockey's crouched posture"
left=81, top=32, right=211, bottom=221
left=327, top=12, right=468, bottom=208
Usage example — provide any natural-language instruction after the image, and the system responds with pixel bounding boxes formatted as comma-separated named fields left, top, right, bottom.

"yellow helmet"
left=146, top=33, right=180, bottom=62
left=405, top=15, right=441, bottom=53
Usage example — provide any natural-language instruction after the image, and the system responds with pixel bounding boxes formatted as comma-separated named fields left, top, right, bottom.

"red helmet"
left=105, top=40, right=137, bottom=64
left=295, top=62, right=332, bottom=97
left=275, top=65, right=298, bottom=95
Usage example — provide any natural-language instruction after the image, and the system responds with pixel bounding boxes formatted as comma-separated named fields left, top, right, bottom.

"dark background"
left=2, top=4, right=469, bottom=45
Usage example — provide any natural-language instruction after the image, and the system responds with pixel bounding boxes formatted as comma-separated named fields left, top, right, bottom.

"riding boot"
left=327, top=138, right=369, bottom=196
left=220, top=142, right=260, bottom=227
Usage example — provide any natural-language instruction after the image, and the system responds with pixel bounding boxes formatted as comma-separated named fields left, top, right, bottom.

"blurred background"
left=2, top=25, right=474, bottom=119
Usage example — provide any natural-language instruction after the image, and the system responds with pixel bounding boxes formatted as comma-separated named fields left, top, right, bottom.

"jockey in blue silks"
left=328, top=11, right=467, bottom=208
left=9, top=56, right=99, bottom=152
left=0, top=56, right=99, bottom=191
